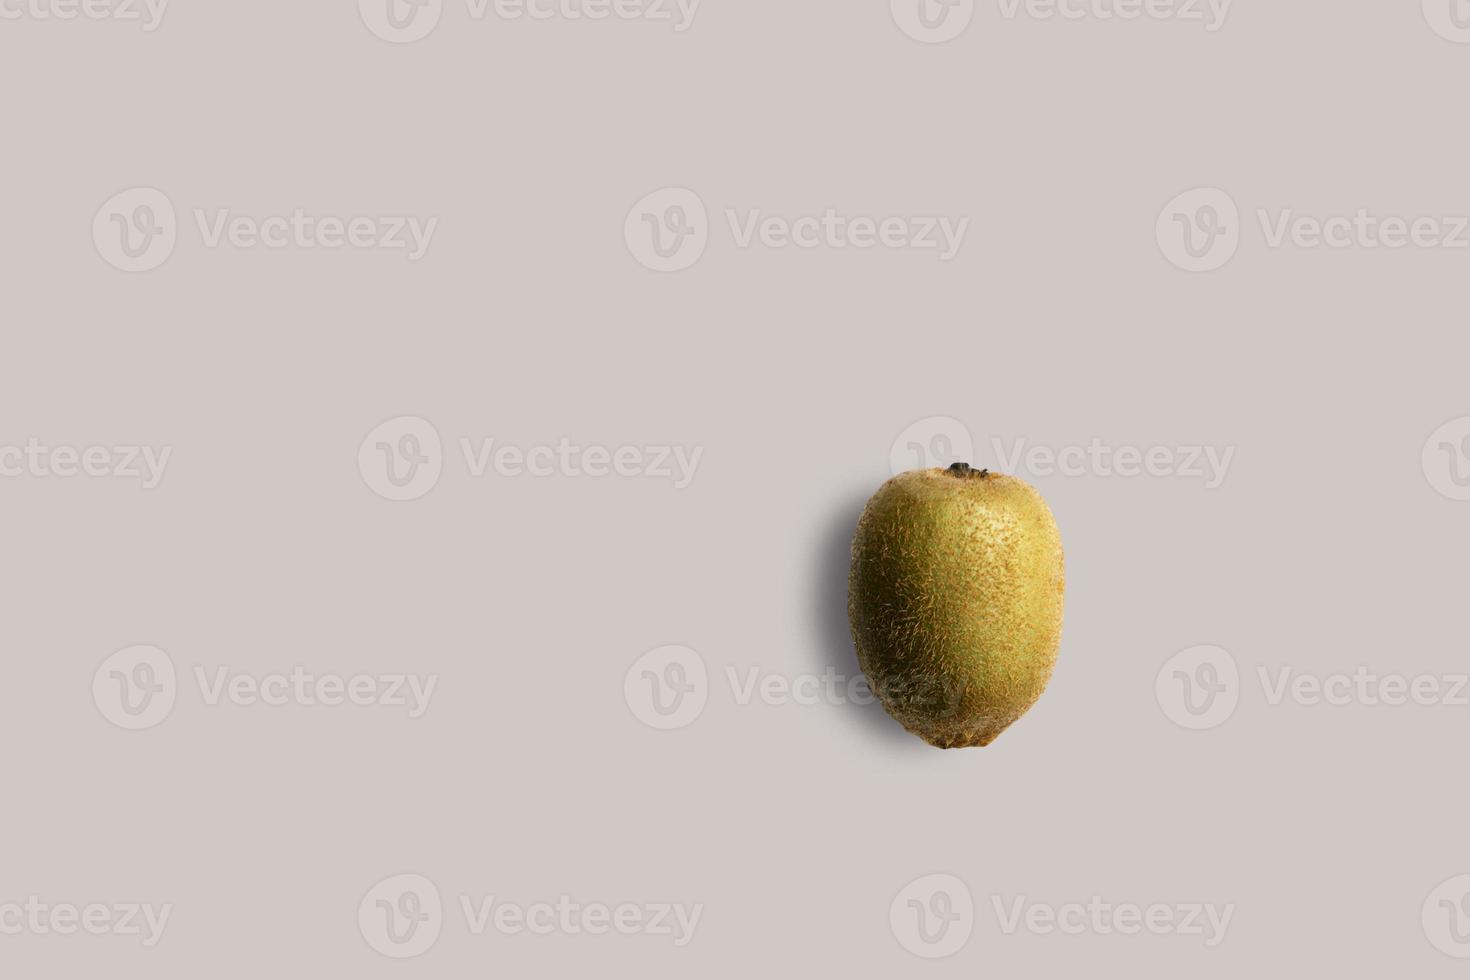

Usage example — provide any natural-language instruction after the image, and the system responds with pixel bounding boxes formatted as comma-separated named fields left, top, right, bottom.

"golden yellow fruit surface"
left=847, top=464, right=1065, bottom=748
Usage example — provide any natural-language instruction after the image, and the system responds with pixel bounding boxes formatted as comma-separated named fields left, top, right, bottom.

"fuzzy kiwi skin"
left=847, top=465, right=1065, bottom=748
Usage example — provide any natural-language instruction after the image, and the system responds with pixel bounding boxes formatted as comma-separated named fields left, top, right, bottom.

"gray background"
left=3, top=0, right=1469, bottom=975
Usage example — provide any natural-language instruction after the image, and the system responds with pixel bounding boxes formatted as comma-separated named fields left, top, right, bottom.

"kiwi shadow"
left=814, top=488, right=922, bottom=748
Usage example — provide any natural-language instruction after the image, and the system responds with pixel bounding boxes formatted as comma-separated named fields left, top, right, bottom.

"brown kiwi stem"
left=947, top=462, right=990, bottom=478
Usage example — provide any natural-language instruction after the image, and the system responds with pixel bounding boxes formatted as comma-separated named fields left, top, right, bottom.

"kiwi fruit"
left=847, top=463, right=1065, bottom=748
